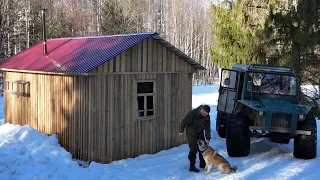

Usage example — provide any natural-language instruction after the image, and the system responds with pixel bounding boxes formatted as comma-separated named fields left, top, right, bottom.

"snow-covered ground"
left=1, top=86, right=320, bottom=179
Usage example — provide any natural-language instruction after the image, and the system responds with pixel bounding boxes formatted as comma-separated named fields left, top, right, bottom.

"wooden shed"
left=0, top=32, right=205, bottom=163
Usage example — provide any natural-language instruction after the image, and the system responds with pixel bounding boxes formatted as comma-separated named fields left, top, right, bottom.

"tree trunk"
left=292, top=41, right=301, bottom=75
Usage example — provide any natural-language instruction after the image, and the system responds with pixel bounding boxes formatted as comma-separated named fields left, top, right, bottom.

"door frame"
left=217, top=68, right=240, bottom=113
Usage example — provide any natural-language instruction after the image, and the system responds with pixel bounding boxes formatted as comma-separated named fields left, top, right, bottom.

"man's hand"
left=178, top=133, right=184, bottom=136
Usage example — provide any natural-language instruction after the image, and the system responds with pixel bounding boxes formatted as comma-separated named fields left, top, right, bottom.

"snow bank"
left=301, top=85, right=319, bottom=94
left=301, top=85, right=319, bottom=100
left=0, top=123, right=85, bottom=179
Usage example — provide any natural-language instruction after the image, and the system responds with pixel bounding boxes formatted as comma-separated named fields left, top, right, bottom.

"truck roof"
left=232, top=64, right=296, bottom=74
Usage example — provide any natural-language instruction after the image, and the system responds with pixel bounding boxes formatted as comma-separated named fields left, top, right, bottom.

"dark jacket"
left=179, top=105, right=211, bottom=140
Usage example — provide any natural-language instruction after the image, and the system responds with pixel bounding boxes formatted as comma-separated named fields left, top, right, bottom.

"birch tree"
left=0, top=0, right=217, bottom=86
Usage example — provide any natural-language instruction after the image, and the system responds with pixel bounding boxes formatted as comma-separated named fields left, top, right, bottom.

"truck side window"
left=221, top=70, right=237, bottom=89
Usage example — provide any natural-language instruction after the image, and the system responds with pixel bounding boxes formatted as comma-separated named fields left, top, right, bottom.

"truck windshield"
left=247, top=72, right=297, bottom=96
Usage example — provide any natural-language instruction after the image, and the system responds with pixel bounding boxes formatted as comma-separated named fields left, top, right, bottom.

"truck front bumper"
left=249, top=126, right=312, bottom=135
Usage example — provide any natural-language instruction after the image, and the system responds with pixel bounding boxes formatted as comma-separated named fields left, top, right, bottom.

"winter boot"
left=199, top=153, right=206, bottom=169
left=189, top=161, right=200, bottom=173
left=188, top=153, right=199, bottom=173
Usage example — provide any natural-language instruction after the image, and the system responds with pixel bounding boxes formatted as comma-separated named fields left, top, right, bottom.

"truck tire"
left=293, top=114, right=317, bottom=159
left=226, top=113, right=250, bottom=157
left=216, top=112, right=227, bottom=138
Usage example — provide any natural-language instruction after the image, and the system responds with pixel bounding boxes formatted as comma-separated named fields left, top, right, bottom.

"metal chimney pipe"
left=42, top=9, right=47, bottom=54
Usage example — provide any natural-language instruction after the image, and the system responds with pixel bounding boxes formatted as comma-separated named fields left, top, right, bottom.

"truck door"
left=217, top=69, right=239, bottom=113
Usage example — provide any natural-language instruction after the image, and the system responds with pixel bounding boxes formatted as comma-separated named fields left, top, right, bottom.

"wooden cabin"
left=0, top=32, right=205, bottom=163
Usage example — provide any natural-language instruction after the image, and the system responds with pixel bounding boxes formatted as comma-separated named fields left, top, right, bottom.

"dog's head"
left=197, top=139, right=208, bottom=152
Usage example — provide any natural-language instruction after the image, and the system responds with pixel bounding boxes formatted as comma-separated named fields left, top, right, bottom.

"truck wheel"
left=216, top=112, right=227, bottom=138
left=226, top=113, right=250, bottom=157
left=293, top=114, right=317, bottom=159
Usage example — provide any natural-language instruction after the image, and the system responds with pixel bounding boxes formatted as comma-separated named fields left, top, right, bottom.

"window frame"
left=135, top=79, right=156, bottom=120
left=5, top=80, right=30, bottom=97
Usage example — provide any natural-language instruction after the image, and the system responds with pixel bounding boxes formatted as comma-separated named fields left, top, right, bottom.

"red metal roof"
left=0, top=32, right=205, bottom=74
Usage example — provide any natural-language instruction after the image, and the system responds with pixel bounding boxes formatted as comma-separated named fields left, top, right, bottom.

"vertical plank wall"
left=104, top=73, right=192, bottom=162
left=4, top=71, right=192, bottom=163
left=4, top=72, right=107, bottom=162
left=90, top=36, right=195, bottom=161
left=89, top=37, right=196, bottom=74
left=87, top=35, right=196, bottom=162
left=4, top=72, right=80, bottom=158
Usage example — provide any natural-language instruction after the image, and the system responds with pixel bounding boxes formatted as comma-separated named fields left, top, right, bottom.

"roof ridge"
left=48, top=32, right=157, bottom=41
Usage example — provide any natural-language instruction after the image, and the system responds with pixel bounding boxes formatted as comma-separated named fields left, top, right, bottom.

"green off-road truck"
left=216, top=64, right=317, bottom=159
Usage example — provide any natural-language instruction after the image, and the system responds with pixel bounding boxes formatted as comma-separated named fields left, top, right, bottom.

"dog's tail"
left=232, top=165, right=238, bottom=173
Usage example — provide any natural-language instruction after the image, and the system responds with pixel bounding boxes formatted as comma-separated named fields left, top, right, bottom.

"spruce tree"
left=209, top=0, right=268, bottom=68
left=264, top=0, right=320, bottom=74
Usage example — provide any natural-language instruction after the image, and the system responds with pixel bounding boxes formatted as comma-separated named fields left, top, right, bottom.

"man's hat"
left=202, top=105, right=211, bottom=113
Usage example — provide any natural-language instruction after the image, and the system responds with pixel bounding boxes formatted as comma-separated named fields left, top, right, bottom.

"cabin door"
left=134, top=80, right=157, bottom=155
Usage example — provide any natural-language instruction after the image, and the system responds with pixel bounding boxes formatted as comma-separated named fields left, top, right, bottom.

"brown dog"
left=197, top=139, right=238, bottom=174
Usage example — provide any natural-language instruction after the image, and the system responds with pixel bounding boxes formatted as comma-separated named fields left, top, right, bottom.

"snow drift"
left=0, top=124, right=84, bottom=179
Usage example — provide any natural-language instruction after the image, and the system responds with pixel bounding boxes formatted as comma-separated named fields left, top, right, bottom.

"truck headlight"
left=298, top=114, right=305, bottom=120
left=258, top=111, right=264, bottom=116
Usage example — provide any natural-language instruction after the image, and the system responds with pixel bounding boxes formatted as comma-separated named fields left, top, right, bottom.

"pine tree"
left=209, top=0, right=268, bottom=68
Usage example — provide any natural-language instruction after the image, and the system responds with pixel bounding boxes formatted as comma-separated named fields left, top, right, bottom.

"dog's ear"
left=205, top=140, right=209, bottom=145
left=197, top=139, right=202, bottom=145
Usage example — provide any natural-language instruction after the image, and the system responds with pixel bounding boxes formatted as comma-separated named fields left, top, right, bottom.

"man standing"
left=179, top=105, right=211, bottom=173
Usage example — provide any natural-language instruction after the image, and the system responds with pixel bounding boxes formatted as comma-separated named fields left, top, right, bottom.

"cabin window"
left=136, top=81, right=155, bottom=118
left=5, top=80, right=30, bottom=97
